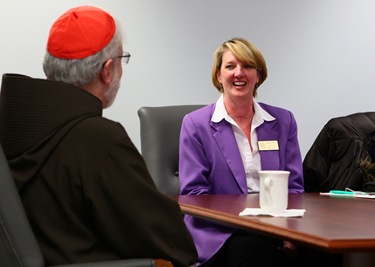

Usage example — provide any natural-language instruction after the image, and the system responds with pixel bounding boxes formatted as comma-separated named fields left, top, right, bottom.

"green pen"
left=329, top=190, right=368, bottom=196
left=329, top=190, right=355, bottom=195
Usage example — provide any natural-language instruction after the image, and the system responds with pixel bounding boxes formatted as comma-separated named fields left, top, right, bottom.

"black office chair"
left=0, top=143, right=172, bottom=267
left=303, top=112, right=375, bottom=193
left=137, top=105, right=204, bottom=195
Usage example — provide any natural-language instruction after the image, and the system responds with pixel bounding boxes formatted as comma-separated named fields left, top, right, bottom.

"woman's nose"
left=234, top=67, right=244, bottom=77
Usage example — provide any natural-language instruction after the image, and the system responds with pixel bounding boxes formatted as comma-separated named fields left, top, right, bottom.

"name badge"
left=258, top=140, right=279, bottom=151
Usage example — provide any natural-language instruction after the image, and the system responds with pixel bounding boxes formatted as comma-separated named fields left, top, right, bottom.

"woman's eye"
left=225, top=65, right=234, bottom=70
left=244, top=64, right=254, bottom=69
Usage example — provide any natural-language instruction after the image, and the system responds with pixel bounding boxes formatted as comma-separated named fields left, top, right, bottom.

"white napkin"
left=239, top=208, right=306, bottom=217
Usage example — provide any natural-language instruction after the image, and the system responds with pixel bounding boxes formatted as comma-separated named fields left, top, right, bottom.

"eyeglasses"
left=116, top=52, right=131, bottom=64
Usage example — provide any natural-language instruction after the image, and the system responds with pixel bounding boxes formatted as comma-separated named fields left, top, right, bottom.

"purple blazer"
left=179, top=102, right=304, bottom=265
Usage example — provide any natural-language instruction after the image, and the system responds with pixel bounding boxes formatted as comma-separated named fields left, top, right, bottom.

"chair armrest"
left=154, top=259, right=174, bottom=267
left=53, top=258, right=173, bottom=267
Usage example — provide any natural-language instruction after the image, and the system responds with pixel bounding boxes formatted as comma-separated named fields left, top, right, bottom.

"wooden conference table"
left=172, top=193, right=375, bottom=266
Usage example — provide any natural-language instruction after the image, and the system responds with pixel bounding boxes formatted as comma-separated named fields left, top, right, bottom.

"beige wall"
left=2, top=0, right=375, bottom=157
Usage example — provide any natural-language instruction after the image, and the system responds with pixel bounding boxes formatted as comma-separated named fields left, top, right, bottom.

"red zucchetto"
left=47, top=5, right=116, bottom=59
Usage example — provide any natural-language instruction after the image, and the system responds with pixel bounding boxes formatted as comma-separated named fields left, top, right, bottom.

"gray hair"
left=43, top=20, right=123, bottom=87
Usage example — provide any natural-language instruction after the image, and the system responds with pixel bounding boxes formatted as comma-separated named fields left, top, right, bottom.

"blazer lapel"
left=211, top=120, right=247, bottom=193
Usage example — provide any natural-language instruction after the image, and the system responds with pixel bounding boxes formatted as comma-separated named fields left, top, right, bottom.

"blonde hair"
left=212, top=37, right=267, bottom=96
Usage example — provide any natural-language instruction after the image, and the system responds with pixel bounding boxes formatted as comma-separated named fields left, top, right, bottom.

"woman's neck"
left=224, top=97, right=254, bottom=124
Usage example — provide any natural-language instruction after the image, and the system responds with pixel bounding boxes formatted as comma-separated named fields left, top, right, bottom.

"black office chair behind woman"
left=138, top=105, right=204, bottom=195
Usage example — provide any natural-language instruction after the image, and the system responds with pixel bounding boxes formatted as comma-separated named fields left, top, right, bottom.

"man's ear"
left=100, top=59, right=114, bottom=85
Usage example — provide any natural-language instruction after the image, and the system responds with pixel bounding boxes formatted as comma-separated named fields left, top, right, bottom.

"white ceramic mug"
left=258, top=170, right=290, bottom=213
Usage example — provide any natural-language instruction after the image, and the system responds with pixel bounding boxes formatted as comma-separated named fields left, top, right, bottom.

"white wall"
left=2, top=0, right=375, bottom=157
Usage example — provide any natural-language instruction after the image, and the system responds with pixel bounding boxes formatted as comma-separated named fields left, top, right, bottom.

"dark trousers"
left=200, top=230, right=343, bottom=267
left=200, top=230, right=293, bottom=267
left=296, top=246, right=343, bottom=267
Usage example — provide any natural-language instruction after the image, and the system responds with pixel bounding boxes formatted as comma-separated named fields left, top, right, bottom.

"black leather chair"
left=137, top=105, right=204, bottom=195
left=0, top=143, right=172, bottom=267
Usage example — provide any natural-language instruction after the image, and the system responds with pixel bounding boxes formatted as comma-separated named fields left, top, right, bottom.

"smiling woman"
left=212, top=37, right=267, bottom=97
left=217, top=50, right=259, bottom=134
left=178, top=37, right=305, bottom=266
